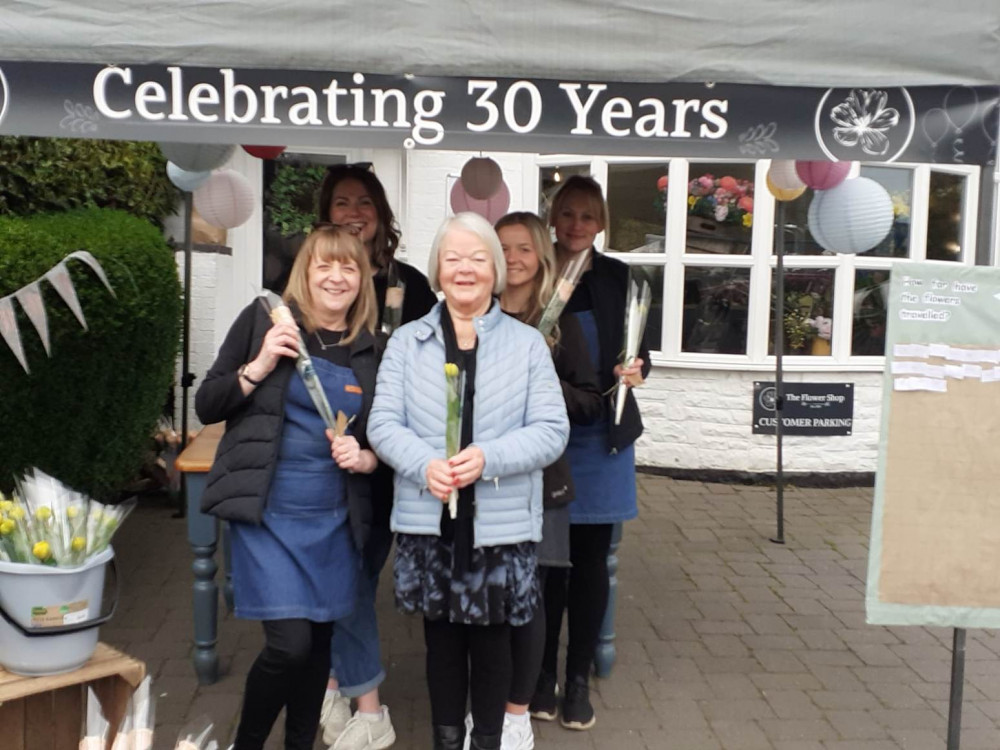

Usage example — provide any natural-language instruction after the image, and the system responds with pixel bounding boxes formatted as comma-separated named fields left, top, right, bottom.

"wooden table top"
left=0, top=642, right=146, bottom=702
left=175, top=422, right=225, bottom=473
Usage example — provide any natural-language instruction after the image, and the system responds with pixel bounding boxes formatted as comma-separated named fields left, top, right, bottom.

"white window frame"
left=534, top=155, right=981, bottom=372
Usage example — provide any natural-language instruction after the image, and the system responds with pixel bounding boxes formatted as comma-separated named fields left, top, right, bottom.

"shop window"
left=627, top=264, right=664, bottom=351
left=858, top=166, right=912, bottom=258
left=606, top=163, right=669, bottom=252
left=927, top=172, right=966, bottom=262
left=686, top=162, right=755, bottom=255
left=852, top=269, right=891, bottom=356
left=682, top=266, right=751, bottom=355
left=768, top=268, right=836, bottom=356
left=776, top=187, right=825, bottom=256
left=538, top=164, right=590, bottom=219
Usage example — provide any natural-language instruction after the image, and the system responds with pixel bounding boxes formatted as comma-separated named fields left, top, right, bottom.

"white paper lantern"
left=767, top=160, right=805, bottom=191
left=807, top=177, right=894, bottom=254
left=460, top=157, right=503, bottom=200
left=166, top=162, right=211, bottom=193
left=194, top=169, right=255, bottom=229
left=159, top=142, right=235, bottom=172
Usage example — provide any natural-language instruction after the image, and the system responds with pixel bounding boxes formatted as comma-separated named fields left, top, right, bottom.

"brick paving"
left=101, top=476, right=1000, bottom=749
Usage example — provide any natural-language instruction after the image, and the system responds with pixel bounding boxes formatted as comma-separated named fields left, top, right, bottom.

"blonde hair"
left=283, top=225, right=377, bottom=345
left=495, top=212, right=559, bottom=346
left=548, top=175, right=610, bottom=240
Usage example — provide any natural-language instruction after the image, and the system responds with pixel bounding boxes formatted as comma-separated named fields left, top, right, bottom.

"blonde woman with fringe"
left=196, top=225, right=382, bottom=750
left=494, top=212, right=603, bottom=750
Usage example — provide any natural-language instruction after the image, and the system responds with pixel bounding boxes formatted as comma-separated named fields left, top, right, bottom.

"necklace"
left=314, top=329, right=342, bottom=350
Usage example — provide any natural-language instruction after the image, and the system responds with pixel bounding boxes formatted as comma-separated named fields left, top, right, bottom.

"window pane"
left=768, top=268, right=835, bottom=356
left=625, top=264, right=664, bottom=351
left=927, top=172, right=966, bottom=262
left=539, top=164, right=590, bottom=219
left=686, top=162, right=754, bottom=255
left=606, top=163, right=669, bottom=253
left=858, top=166, right=912, bottom=258
left=682, top=267, right=750, bottom=354
left=776, top=186, right=824, bottom=256
left=852, top=269, right=890, bottom=356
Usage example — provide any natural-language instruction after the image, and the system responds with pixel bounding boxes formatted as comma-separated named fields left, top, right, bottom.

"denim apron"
left=565, top=310, right=638, bottom=525
left=229, top=357, right=362, bottom=621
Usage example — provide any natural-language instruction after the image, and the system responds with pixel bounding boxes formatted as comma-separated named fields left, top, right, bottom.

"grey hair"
left=427, top=212, right=507, bottom=295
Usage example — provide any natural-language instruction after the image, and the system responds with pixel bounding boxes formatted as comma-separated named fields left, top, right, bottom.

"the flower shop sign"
left=0, top=62, right=996, bottom=164
left=752, top=382, right=854, bottom=436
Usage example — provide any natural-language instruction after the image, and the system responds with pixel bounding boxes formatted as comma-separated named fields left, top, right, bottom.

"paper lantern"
left=795, top=160, right=851, bottom=191
left=166, top=162, right=211, bottom=193
left=450, top=179, right=510, bottom=223
left=767, top=160, right=805, bottom=191
left=766, top=175, right=806, bottom=202
left=807, top=177, right=893, bottom=254
left=194, top=169, right=255, bottom=229
left=159, top=142, right=235, bottom=172
left=460, top=157, right=503, bottom=200
left=242, top=145, right=287, bottom=160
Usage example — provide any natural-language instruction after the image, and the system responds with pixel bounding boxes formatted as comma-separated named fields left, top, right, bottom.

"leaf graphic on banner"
left=14, top=281, right=51, bottom=354
left=0, top=296, right=29, bottom=373
left=45, top=262, right=88, bottom=329
left=66, top=251, right=115, bottom=296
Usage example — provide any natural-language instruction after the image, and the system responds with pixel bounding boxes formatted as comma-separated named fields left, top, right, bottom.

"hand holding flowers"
left=613, top=278, right=652, bottom=425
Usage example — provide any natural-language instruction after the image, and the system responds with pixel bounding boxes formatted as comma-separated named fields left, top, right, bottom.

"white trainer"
left=332, top=707, right=397, bottom=750
left=320, top=690, right=353, bottom=746
left=501, top=715, right=535, bottom=750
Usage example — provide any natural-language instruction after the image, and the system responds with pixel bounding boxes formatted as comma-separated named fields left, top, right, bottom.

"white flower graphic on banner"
left=830, top=90, right=900, bottom=156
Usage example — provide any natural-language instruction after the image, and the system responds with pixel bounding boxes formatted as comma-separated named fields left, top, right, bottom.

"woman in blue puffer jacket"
left=367, top=212, right=569, bottom=750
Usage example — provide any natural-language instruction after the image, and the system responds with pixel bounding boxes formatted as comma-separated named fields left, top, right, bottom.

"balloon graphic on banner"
left=194, top=169, right=256, bottom=229
left=766, top=175, right=806, bottom=202
left=158, top=142, right=235, bottom=172
left=460, top=157, right=503, bottom=200
left=450, top=179, right=510, bottom=223
left=943, top=86, right=979, bottom=133
left=795, top=160, right=851, bottom=191
left=242, top=145, right=287, bottom=160
left=807, top=177, right=893, bottom=254
left=166, top=162, right=211, bottom=193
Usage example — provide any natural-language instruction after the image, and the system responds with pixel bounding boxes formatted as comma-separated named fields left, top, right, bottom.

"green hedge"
left=0, top=209, right=182, bottom=499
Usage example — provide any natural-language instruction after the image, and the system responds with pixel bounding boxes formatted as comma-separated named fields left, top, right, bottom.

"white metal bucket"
left=0, top=547, right=117, bottom=676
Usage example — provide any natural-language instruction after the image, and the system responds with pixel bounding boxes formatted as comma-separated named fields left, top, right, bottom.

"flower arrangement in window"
left=682, top=173, right=755, bottom=228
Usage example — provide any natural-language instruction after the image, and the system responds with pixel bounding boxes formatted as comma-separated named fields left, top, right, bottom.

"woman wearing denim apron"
left=533, top=176, right=651, bottom=732
left=196, top=226, right=382, bottom=750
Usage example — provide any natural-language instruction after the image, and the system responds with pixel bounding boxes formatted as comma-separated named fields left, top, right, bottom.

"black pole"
left=771, top=200, right=786, bottom=545
left=947, top=628, right=966, bottom=750
left=176, top=192, right=195, bottom=518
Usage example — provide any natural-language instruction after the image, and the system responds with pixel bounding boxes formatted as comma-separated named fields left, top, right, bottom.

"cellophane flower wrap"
left=173, top=715, right=217, bottom=750
left=381, top=263, right=407, bottom=336
left=444, top=362, right=465, bottom=520
left=261, top=294, right=338, bottom=434
left=86, top=498, right=136, bottom=557
left=537, top=249, right=589, bottom=339
left=79, top=686, right=110, bottom=750
left=613, top=278, right=652, bottom=426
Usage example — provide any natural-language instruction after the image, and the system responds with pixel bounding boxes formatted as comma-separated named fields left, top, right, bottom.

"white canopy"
left=3, top=1, right=999, bottom=87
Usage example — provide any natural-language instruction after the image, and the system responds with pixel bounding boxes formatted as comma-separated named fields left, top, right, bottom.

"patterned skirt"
left=394, top=533, right=540, bottom=626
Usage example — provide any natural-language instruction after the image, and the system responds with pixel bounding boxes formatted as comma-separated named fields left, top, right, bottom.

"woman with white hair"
left=367, top=212, right=570, bottom=750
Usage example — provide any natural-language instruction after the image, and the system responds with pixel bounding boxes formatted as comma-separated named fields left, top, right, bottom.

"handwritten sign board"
left=752, top=382, right=854, bottom=436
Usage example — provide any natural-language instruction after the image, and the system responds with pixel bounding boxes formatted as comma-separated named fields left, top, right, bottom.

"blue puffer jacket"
left=367, top=301, right=569, bottom=547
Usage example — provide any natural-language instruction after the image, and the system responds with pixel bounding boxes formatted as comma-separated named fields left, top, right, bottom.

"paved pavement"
left=102, top=475, right=1000, bottom=749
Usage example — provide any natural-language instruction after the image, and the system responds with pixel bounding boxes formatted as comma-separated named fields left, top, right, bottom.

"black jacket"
left=194, top=301, right=382, bottom=552
left=543, top=312, right=603, bottom=507
left=578, top=252, right=652, bottom=452
left=374, top=260, right=439, bottom=331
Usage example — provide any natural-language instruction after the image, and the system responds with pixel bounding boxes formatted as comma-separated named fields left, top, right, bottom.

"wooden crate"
left=0, top=643, right=145, bottom=750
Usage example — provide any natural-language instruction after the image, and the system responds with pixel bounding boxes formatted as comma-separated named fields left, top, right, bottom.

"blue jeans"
left=329, top=526, right=392, bottom=697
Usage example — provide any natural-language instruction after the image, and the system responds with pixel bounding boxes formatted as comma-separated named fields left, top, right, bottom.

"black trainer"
left=560, top=675, right=596, bottom=730
left=528, top=670, right=558, bottom=721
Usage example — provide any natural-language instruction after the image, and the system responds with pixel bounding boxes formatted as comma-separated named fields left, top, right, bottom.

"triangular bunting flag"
left=66, top=250, right=116, bottom=297
left=0, top=295, right=29, bottom=373
left=14, top=281, right=51, bottom=354
left=45, top=262, right=87, bottom=330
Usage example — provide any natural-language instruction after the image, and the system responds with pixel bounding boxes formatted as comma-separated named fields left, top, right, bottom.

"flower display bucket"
left=0, top=547, right=118, bottom=676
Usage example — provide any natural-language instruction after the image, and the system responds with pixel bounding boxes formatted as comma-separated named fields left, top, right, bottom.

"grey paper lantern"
left=194, top=169, right=255, bottom=229
left=159, top=142, right=235, bottom=172
left=807, top=177, right=893, bottom=254
left=460, top=157, right=503, bottom=200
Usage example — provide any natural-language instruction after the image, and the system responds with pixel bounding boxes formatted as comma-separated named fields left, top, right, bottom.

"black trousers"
left=508, top=567, right=548, bottom=705
left=542, top=523, right=613, bottom=681
left=234, top=619, right=334, bottom=750
left=423, top=618, right=511, bottom=736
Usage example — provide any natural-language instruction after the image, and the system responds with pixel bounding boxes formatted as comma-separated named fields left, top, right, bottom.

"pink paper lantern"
left=194, top=169, right=256, bottom=229
left=450, top=179, right=510, bottom=223
left=242, top=145, right=287, bottom=160
left=460, top=157, right=503, bottom=200
left=795, top=160, right=851, bottom=191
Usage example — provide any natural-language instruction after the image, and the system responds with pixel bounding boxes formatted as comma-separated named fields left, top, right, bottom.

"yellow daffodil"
left=35, top=506, right=52, bottom=522
left=688, top=195, right=697, bottom=207
left=0, top=500, right=13, bottom=513
left=71, top=536, right=86, bottom=552
left=742, top=213, right=753, bottom=228
left=0, top=519, right=14, bottom=535
left=9, top=506, right=25, bottom=521
left=444, top=363, right=459, bottom=378
left=32, top=541, right=52, bottom=561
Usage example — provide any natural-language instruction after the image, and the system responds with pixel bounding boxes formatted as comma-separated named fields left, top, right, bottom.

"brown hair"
left=283, top=225, right=377, bottom=345
left=317, top=164, right=401, bottom=270
left=548, top=174, right=610, bottom=237
left=495, top=212, right=559, bottom=345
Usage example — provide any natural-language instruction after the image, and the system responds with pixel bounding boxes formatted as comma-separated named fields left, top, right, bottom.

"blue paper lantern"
left=807, top=177, right=894, bottom=254
left=166, top=162, right=211, bottom=193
